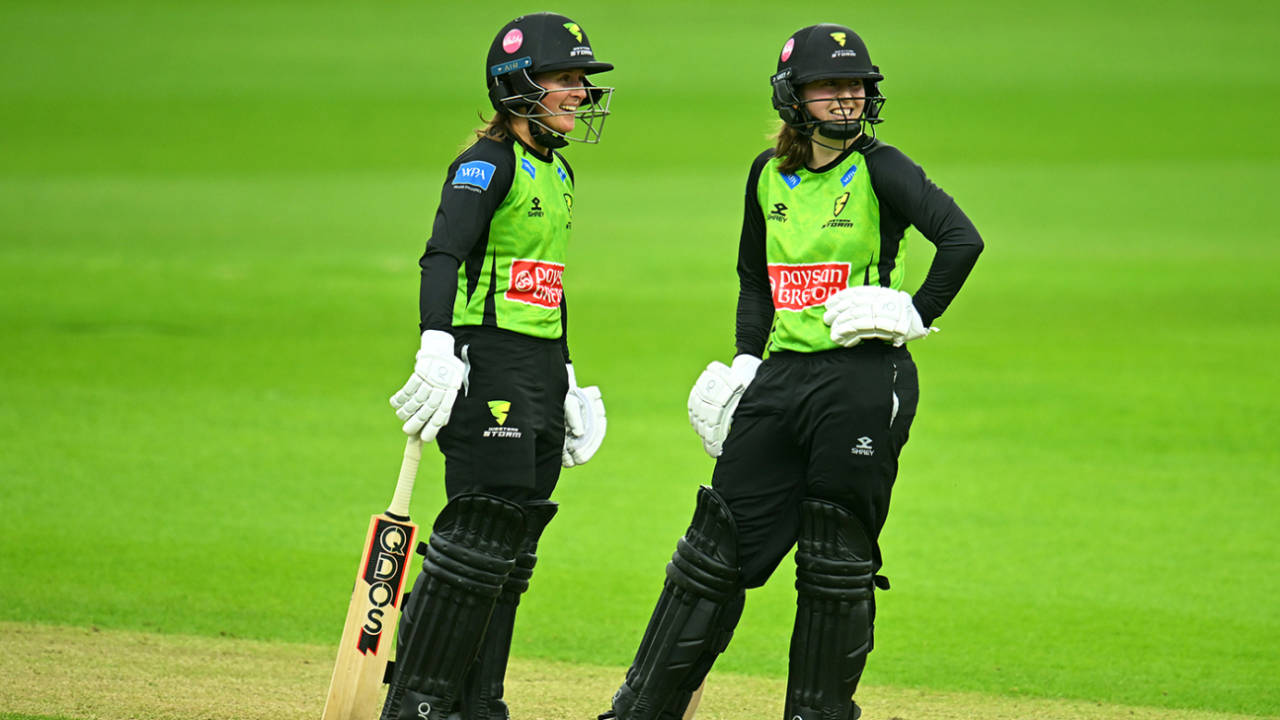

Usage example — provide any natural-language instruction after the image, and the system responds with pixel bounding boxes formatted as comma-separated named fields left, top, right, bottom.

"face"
left=533, top=68, right=590, bottom=134
left=801, top=77, right=866, bottom=125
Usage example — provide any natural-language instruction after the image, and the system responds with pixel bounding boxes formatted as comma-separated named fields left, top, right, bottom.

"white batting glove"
left=389, top=330, right=466, bottom=443
left=687, top=354, right=761, bottom=457
left=823, top=286, right=936, bottom=347
left=562, top=364, right=607, bottom=467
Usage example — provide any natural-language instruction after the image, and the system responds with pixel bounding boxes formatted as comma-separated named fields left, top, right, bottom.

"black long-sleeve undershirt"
left=735, top=137, right=984, bottom=357
left=416, top=136, right=573, bottom=361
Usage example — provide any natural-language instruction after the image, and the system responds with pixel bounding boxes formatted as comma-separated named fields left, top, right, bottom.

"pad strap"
left=460, top=500, right=560, bottom=720
left=609, top=487, right=744, bottom=720
left=380, top=494, right=526, bottom=720
left=785, top=499, right=875, bottom=720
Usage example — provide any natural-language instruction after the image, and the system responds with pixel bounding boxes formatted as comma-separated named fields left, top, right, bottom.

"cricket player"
left=600, top=24, right=984, bottom=720
left=380, top=12, right=613, bottom=720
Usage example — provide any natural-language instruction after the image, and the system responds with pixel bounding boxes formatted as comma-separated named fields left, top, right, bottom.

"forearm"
left=418, top=248, right=460, bottom=333
left=912, top=222, right=983, bottom=326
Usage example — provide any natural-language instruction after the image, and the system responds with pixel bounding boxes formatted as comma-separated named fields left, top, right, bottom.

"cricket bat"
left=321, top=436, right=423, bottom=720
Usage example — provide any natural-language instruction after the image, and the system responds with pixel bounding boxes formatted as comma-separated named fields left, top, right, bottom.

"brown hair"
left=471, top=112, right=515, bottom=144
left=773, top=123, right=812, bottom=174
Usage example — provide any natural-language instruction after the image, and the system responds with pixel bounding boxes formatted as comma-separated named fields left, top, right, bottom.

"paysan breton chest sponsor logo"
left=767, top=262, right=850, bottom=311
left=506, top=259, right=564, bottom=308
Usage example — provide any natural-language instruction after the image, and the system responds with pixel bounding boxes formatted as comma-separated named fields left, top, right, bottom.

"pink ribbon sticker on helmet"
left=781, top=37, right=795, bottom=62
left=503, top=29, right=524, bottom=54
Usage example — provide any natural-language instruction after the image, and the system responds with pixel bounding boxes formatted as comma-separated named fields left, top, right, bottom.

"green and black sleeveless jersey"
left=418, top=136, right=576, bottom=353
left=735, top=136, right=984, bottom=356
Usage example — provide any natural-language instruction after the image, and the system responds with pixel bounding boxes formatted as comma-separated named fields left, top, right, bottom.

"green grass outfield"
left=1, top=0, right=1278, bottom=717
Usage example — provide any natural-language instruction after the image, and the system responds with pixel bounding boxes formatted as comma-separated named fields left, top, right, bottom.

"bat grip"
left=387, top=436, right=422, bottom=518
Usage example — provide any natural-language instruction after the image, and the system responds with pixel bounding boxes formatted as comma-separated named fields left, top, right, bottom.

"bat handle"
left=387, top=436, right=422, bottom=519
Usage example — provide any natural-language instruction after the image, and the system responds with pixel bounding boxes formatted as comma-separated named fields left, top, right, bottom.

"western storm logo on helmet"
left=506, top=259, right=564, bottom=308
left=767, top=262, right=851, bottom=311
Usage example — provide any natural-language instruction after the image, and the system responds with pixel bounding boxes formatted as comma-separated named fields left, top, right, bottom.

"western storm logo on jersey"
left=767, top=262, right=851, bottom=310
left=833, top=192, right=849, bottom=216
left=851, top=436, right=874, bottom=456
left=823, top=192, right=854, bottom=229
left=451, top=161, right=496, bottom=192
left=506, top=259, right=564, bottom=308
left=767, top=202, right=789, bottom=222
left=563, top=193, right=573, bottom=229
left=528, top=196, right=544, bottom=217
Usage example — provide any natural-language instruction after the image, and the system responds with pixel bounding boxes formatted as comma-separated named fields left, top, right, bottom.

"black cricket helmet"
left=485, top=12, right=615, bottom=148
left=770, top=24, right=885, bottom=139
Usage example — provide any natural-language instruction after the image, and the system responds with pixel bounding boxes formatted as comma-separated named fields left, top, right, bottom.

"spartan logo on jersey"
left=768, top=202, right=789, bottom=223
left=822, top=191, right=854, bottom=229
left=528, top=196, right=544, bottom=217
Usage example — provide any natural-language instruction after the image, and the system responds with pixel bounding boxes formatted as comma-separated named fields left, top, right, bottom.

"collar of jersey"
left=804, top=144, right=859, bottom=175
left=803, top=134, right=875, bottom=175
left=512, top=136, right=555, bottom=164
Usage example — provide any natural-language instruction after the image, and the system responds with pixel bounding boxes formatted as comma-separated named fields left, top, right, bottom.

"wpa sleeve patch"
left=452, top=161, right=497, bottom=191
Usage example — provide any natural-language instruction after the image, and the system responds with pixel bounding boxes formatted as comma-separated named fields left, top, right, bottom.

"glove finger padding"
left=389, top=375, right=424, bottom=412
left=824, top=286, right=934, bottom=347
left=394, top=335, right=465, bottom=442
left=563, top=386, right=606, bottom=467
left=687, top=362, right=748, bottom=458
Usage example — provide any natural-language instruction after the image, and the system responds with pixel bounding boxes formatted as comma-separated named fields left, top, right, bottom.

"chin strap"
left=529, top=122, right=569, bottom=149
left=808, top=129, right=864, bottom=154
